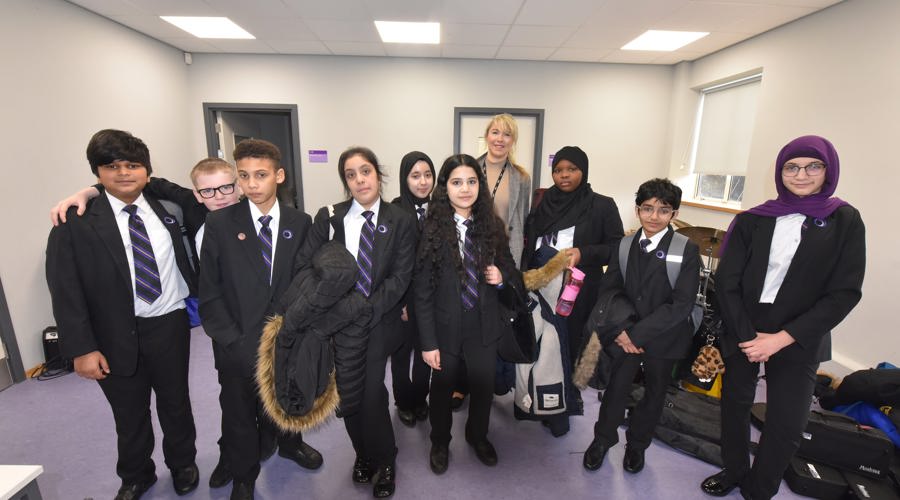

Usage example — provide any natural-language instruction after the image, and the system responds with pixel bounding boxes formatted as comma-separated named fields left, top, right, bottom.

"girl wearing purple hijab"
left=701, top=135, right=866, bottom=500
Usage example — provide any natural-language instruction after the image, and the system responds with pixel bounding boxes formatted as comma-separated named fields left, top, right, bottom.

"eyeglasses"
left=782, top=161, right=826, bottom=177
left=196, top=183, right=236, bottom=199
left=638, top=205, right=674, bottom=217
left=97, top=161, right=145, bottom=172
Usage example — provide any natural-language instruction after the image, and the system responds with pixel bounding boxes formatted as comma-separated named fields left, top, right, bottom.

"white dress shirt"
left=249, top=201, right=281, bottom=283
left=534, top=225, right=575, bottom=251
left=759, top=213, right=805, bottom=303
left=639, top=226, right=669, bottom=253
left=344, top=198, right=381, bottom=259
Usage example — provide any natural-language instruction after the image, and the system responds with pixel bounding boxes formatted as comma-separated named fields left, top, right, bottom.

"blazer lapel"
left=233, top=200, right=271, bottom=287
left=371, top=199, right=393, bottom=285
left=746, top=217, right=776, bottom=301
left=89, top=194, right=132, bottom=288
left=271, top=203, right=298, bottom=290
left=777, top=216, right=828, bottom=296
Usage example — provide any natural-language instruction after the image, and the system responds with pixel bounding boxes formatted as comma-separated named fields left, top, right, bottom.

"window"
left=688, top=73, right=761, bottom=205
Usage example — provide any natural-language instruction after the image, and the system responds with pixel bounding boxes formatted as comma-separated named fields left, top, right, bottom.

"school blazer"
left=414, top=235, right=520, bottom=356
left=46, top=193, right=197, bottom=376
left=297, top=199, right=417, bottom=356
left=596, top=229, right=701, bottom=360
left=199, top=199, right=311, bottom=374
left=715, top=206, right=866, bottom=363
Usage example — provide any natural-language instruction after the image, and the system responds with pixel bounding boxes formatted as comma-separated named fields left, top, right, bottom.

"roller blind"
left=692, top=76, right=761, bottom=176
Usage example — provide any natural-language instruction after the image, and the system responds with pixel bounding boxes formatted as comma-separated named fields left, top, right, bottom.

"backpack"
left=618, top=232, right=702, bottom=333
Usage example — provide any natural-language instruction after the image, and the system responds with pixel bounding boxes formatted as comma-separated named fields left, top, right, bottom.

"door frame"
left=202, top=103, right=305, bottom=211
left=0, top=277, right=25, bottom=386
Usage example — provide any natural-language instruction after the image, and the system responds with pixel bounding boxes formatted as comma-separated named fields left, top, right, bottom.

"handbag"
left=496, top=274, right=537, bottom=363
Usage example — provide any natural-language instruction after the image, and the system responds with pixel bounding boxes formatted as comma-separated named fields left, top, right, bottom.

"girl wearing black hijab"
left=522, top=146, right=625, bottom=391
left=390, top=151, right=435, bottom=428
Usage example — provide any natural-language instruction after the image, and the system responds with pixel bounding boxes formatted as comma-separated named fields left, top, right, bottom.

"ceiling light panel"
left=621, top=30, right=708, bottom=51
left=160, top=16, right=255, bottom=39
left=374, top=21, right=440, bottom=44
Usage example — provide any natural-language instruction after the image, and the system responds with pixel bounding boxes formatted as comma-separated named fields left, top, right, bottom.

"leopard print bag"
left=691, top=343, right=725, bottom=382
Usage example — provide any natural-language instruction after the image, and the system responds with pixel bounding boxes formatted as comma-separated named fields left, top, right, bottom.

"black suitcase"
left=783, top=455, right=848, bottom=499
left=843, top=470, right=900, bottom=499
left=751, top=403, right=893, bottom=479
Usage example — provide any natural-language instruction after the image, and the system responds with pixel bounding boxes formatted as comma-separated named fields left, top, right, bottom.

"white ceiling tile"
left=441, top=44, right=500, bottom=59
left=201, top=0, right=297, bottom=20
left=495, top=45, right=555, bottom=60
left=109, top=14, right=196, bottom=38
left=442, top=24, right=509, bottom=46
left=128, top=0, right=218, bottom=16
left=588, top=0, right=691, bottom=27
left=654, top=2, right=756, bottom=31
left=599, top=50, right=662, bottom=64
left=324, top=41, right=387, bottom=56
left=515, top=0, right=604, bottom=26
left=436, top=0, right=525, bottom=24
left=651, top=50, right=705, bottom=65
left=304, top=19, right=381, bottom=42
left=504, top=25, right=577, bottom=47
left=383, top=44, right=443, bottom=58
left=204, top=38, right=277, bottom=53
left=716, top=5, right=818, bottom=34
left=159, top=36, right=227, bottom=53
left=564, top=25, right=645, bottom=50
left=361, top=0, right=444, bottom=21
left=68, top=0, right=148, bottom=17
left=281, top=0, right=371, bottom=20
left=547, top=47, right=612, bottom=62
left=266, top=39, right=332, bottom=54
left=679, top=31, right=753, bottom=53
left=233, top=17, right=317, bottom=40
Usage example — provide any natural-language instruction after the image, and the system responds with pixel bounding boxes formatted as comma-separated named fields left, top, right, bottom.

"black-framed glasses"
left=782, top=161, right=826, bottom=177
left=197, top=183, right=236, bottom=199
left=638, top=205, right=674, bottom=217
left=97, top=161, right=145, bottom=172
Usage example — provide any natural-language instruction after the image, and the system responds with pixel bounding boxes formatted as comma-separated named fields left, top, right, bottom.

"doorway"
left=202, top=103, right=304, bottom=210
left=0, top=277, right=25, bottom=390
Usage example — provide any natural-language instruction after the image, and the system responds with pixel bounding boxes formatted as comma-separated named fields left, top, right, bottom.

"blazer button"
left=636, top=296, right=642, bottom=302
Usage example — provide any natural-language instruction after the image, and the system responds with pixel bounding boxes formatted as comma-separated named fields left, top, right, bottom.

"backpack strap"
left=666, top=232, right=689, bottom=289
left=618, top=232, right=639, bottom=282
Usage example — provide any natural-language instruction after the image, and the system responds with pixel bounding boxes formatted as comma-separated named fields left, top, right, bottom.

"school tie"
left=542, top=231, right=558, bottom=247
left=461, top=219, right=479, bottom=310
left=356, top=210, right=376, bottom=297
left=640, top=238, right=652, bottom=253
left=258, top=215, right=273, bottom=284
left=123, top=204, right=161, bottom=304
left=416, top=206, right=426, bottom=231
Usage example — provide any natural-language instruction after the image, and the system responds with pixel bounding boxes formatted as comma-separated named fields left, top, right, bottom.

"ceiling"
left=67, top=0, right=842, bottom=65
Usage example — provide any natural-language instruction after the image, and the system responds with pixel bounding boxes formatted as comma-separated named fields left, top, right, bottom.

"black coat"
left=715, top=206, right=866, bottom=362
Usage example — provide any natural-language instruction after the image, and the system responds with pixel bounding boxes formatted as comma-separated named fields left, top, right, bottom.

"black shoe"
left=279, top=440, right=324, bottom=470
left=414, top=404, right=429, bottom=421
left=701, top=470, right=741, bottom=497
left=466, top=436, right=498, bottom=466
left=372, top=464, right=396, bottom=498
left=397, top=408, right=417, bottom=428
left=172, top=463, right=199, bottom=495
left=429, top=443, right=449, bottom=474
left=209, top=459, right=232, bottom=488
left=352, top=456, right=372, bottom=484
left=450, top=393, right=466, bottom=411
left=230, top=480, right=254, bottom=500
left=622, top=446, right=645, bottom=474
left=583, top=438, right=608, bottom=471
left=114, top=475, right=157, bottom=500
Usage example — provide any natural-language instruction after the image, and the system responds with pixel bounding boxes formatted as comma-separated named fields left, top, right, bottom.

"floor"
left=0, top=328, right=805, bottom=499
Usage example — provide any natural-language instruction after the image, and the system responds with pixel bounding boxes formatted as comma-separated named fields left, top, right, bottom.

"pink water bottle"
left=556, top=267, right=585, bottom=316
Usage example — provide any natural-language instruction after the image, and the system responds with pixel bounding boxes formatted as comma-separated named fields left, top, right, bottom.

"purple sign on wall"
left=308, top=149, right=328, bottom=163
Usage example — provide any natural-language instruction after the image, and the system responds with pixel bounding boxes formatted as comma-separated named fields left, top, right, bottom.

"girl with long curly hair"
left=413, top=154, right=520, bottom=474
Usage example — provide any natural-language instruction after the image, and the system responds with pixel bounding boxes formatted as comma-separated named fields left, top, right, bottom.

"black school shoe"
left=701, top=469, right=741, bottom=497
left=372, top=463, right=396, bottom=498
left=429, top=443, right=449, bottom=474
left=114, top=475, right=157, bottom=500
left=397, top=408, right=417, bottom=427
left=352, top=456, right=372, bottom=483
left=172, top=463, right=199, bottom=495
left=583, top=438, right=608, bottom=471
left=622, top=446, right=644, bottom=473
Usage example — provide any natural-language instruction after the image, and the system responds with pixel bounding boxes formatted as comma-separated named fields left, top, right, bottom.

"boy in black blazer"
left=46, top=129, right=199, bottom=500
left=583, top=178, right=700, bottom=474
left=199, top=139, right=319, bottom=500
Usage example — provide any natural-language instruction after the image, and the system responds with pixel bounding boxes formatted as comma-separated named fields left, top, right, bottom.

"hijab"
left=721, top=135, right=849, bottom=251
left=530, top=146, right=595, bottom=236
left=396, top=151, right=435, bottom=213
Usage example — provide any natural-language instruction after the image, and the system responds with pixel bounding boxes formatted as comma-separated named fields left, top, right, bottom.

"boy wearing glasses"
left=582, top=178, right=700, bottom=475
left=46, top=129, right=200, bottom=500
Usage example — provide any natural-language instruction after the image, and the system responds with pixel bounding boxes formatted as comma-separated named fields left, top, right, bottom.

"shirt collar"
left=349, top=198, right=381, bottom=219
left=249, top=199, right=280, bottom=224
left=108, top=191, right=149, bottom=215
left=641, top=226, right=670, bottom=246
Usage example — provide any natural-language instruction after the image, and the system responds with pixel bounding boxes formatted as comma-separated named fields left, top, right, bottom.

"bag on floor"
left=783, top=455, right=848, bottom=500
left=751, top=402, right=893, bottom=479
left=843, top=469, right=900, bottom=499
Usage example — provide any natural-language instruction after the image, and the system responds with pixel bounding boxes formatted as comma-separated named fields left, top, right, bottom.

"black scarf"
left=396, top=151, right=435, bottom=214
left=530, top=150, right=593, bottom=237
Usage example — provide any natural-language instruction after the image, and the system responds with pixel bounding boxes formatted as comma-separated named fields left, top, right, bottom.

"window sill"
left=682, top=200, right=742, bottom=215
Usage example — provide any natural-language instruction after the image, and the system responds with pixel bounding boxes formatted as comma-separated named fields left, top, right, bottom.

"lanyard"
left=481, top=158, right=509, bottom=199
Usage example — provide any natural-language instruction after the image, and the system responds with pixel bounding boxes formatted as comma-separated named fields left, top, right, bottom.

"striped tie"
left=123, top=205, right=161, bottom=304
left=542, top=231, right=558, bottom=247
left=640, top=238, right=652, bottom=253
left=258, top=215, right=273, bottom=284
left=461, top=219, right=479, bottom=310
left=356, top=210, right=375, bottom=297
left=416, top=206, right=426, bottom=231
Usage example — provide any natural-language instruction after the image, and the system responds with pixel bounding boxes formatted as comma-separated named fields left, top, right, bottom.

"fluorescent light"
left=161, top=16, right=255, bottom=39
left=622, top=30, right=708, bottom=51
left=375, top=21, right=439, bottom=44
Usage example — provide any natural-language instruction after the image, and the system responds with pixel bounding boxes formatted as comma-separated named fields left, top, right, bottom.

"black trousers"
left=429, top=308, right=497, bottom=445
left=721, top=351, right=818, bottom=500
left=390, top=316, right=431, bottom=411
left=594, top=352, right=675, bottom=451
left=344, top=330, right=398, bottom=468
left=214, top=341, right=304, bottom=482
left=97, top=309, right=196, bottom=484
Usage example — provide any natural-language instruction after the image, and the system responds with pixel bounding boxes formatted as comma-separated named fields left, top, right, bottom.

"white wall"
left=665, top=0, right=900, bottom=369
left=0, top=0, right=192, bottom=369
left=184, top=55, right=674, bottom=228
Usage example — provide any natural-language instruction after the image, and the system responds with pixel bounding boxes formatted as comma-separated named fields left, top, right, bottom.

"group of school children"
left=46, top=115, right=865, bottom=500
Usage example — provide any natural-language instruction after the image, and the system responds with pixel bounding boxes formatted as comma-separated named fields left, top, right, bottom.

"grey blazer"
left=478, top=154, right=531, bottom=267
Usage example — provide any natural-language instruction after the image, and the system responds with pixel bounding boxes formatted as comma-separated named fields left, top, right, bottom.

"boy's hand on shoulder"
left=73, top=350, right=109, bottom=380
left=50, top=186, right=100, bottom=226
